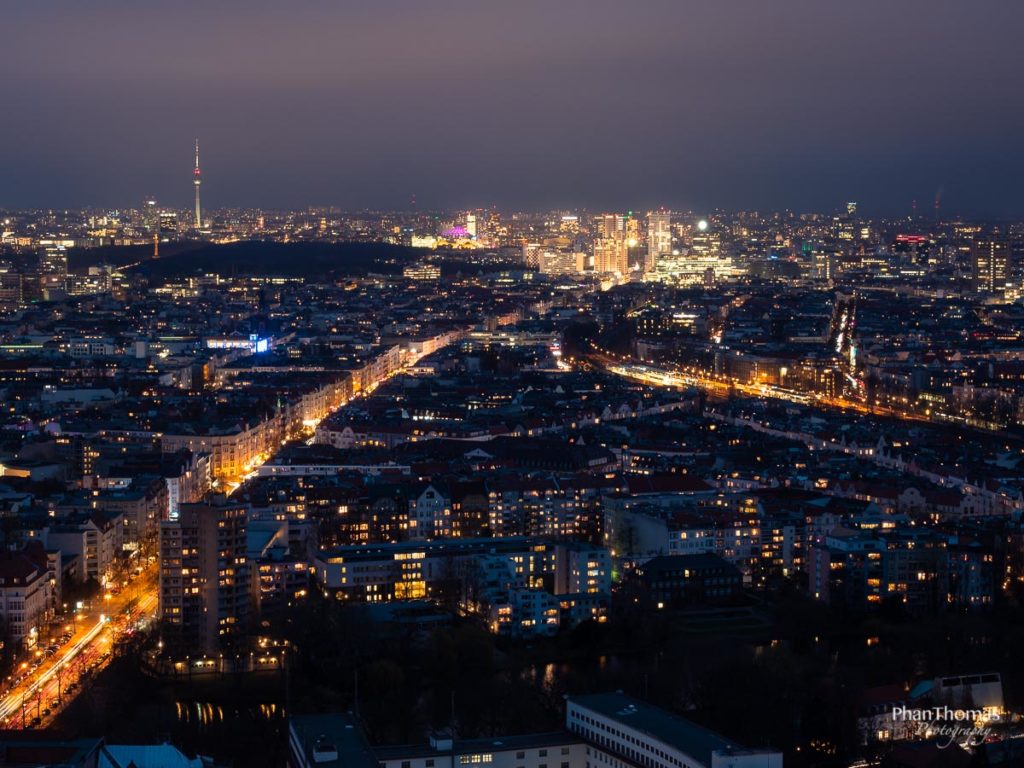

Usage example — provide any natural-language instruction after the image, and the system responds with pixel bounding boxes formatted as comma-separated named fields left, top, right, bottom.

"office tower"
left=0, top=269, right=23, bottom=310
left=972, top=237, right=1010, bottom=293
left=653, top=220, right=736, bottom=285
left=38, top=245, right=69, bottom=299
left=690, top=225, right=719, bottom=258
left=593, top=238, right=627, bottom=275
left=813, top=249, right=837, bottom=282
left=626, top=241, right=648, bottom=277
left=159, top=210, right=179, bottom=236
left=465, top=212, right=477, bottom=238
left=193, top=139, right=202, bottom=229
left=647, top=211, right=672, bottom=275
left=595, top=213, right=624, bottom=239
left=143, top=197, right=159, bottom=233
left=38, top=245, right=67, bottom=278
left=625, top=214, right=641, bottom=245
left=522, top=242, right=542, bottom=269
left=159, top=499, right=252, bottom=654
left=846, top=201, right=858, bottom=217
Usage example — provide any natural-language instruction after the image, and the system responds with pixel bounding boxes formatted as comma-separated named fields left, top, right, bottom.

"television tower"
left=193, top=139, right=202, bottom=229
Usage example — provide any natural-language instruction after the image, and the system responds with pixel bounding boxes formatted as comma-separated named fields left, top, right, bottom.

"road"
left=580, top=342, right=930, bottom=423
left=226, top=350, right=435, bottom=494
left=0, top=564, right=158, bottom=729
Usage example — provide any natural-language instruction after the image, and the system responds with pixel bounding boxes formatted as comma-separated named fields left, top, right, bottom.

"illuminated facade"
left=403, top=263, right=442, bottom=280
left=538, top=249, right=585, bottom=275
left=593, top=238, right=627, bottom=275
left=972, top=236, right=1010, bottom=293
left=0, top=549, right=50, bottom=648
left=159, top=499, right=252, bottom=653
left=38, top=245, right=68, bottom=278
left=646, top=211, right=672, bottom=275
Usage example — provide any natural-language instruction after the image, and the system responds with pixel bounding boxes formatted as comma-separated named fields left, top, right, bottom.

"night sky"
left=2, top=1, right=1023, bottom=216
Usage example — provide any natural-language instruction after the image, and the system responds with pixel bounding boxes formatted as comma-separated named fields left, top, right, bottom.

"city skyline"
left=2, top=1, right=1024, bottom=215
left=3, top=3, right=1024, bottom=766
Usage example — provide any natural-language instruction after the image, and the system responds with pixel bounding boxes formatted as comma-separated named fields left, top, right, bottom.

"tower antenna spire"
left=193, top=139, right=202, bottom=230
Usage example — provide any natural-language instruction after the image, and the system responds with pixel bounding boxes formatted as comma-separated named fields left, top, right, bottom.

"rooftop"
left=569, top=693, right=744, bottom=767
left=375, top=732, right=577, bottom=761
left=289, top=713, right=376, bottom=768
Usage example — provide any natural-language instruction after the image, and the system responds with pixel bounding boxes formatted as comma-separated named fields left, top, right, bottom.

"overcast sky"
left=1, top=0, right=1022, bottom=216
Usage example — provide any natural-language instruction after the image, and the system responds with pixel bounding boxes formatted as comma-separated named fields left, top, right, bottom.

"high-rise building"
left=654, top=221, right=739, bottom=285
left=812, top=248, right=837, bottom=283
left=38, top=245, right=67, bottom=278
left=625, top=214, right=641, bottom=245
left=193, top=139, right=202, bottom=230
left=595, top=213, right=624, bottom=239
left=593, top=238, right=627, bottom=275
left=0, top=268, right=23, bottom=310
left=159, top=498, right=252, bottom=654
left=522, top=242, right=542, bottom=269
left=143, top=197, right=159, bottom=233
left=159, top=210, right=179, bottom=236
left=647, top=211, right=672, bottom=275
left=972, top=237, right=1010, bottom=293
left=690, top=225, right=720, bottom=259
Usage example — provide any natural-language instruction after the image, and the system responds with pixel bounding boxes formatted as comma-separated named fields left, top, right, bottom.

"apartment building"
left=46, top=510, right=124, bottom=586
left=0, top=548, right=50, bottom=647
left=159, top=499, right=253, bottom=654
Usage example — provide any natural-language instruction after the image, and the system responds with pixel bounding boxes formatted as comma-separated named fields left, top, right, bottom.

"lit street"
left=581, top=342, right=930, bottom=423
left=0, top=3, right=1020, bottom=763
left=0, top=564, right=158, bottom=729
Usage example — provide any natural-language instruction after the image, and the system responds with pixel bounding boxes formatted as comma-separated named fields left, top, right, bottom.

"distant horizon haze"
left=1, top=1, right=1022, bottom=218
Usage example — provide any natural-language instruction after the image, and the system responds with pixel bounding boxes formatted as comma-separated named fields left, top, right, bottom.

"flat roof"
left=569, top=693, right=737, bottom=767
left=290, top=713, right=376, bottom=768
left=376, top=732, right=577, bottom=760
